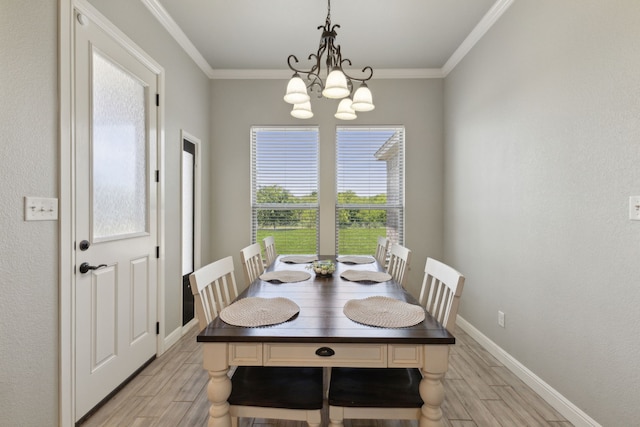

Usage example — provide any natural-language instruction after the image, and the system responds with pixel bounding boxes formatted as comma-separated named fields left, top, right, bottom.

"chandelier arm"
left=287, top=52, right=326, bottom=92
left=288, top=55, right=319, bottom=77
left=341, top=64, right=374, bottom=84
left=303, top=67, right=324, bottom=93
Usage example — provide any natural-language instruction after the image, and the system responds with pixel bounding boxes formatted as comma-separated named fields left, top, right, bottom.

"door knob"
left=79, top=240, right=90, bottom=251
left=79, top=262, right=107, bottom=274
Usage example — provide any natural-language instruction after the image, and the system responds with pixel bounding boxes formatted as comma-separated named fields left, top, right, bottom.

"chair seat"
left=230, top=367, right=324, bottom=410
left=328, top=367, right=423, bottom=408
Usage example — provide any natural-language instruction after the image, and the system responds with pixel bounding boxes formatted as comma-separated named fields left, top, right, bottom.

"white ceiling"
left=147, top=0, right=510, bottom=78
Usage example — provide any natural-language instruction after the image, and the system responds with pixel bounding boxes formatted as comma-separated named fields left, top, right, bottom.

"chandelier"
left=283, top=0, right=375, bottom=120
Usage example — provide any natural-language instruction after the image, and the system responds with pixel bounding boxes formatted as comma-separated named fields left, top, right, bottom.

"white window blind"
left=251, top=127, right=319, bottom=254
left=335, top=126, right=405, bottom=255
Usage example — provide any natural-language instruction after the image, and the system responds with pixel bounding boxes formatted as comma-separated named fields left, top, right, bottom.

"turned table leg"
left=203, top=343, right=232, bottom=427
left=419, top=345, right=450, bottom=427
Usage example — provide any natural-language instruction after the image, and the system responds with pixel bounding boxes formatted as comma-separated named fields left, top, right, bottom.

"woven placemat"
left=336, top=255, right=375, bottom=264
left=260, top=270, right=311, bottom=283
left=340, top=270, right=392, bottom=283
left=280, top=255, right=319, bottom=264
left=343, top=296, right=425, bottom=328
left=220, top=297, right=300, bottom=327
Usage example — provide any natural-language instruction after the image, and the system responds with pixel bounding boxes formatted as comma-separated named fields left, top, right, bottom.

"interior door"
left=74, top=11, right=158, bottom=420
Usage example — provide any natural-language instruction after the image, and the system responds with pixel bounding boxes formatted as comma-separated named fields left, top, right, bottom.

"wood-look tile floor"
left=80, top=325, right=573, bottom=427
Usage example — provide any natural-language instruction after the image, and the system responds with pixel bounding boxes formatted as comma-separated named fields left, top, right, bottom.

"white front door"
left=74, top=10, right=158, bottom=421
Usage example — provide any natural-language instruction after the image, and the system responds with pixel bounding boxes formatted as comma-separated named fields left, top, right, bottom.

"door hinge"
left=156, top=322, right=160, bottom=335
left=156, top=246, right=160, bottom=259
left=155, top=93, right=159, bottom=106
left=155, top=170, right=159, bottom=183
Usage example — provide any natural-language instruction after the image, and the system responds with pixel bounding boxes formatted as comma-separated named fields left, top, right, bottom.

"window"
left=251, top=127, right=319, bottom=254
left=336, top=126, right=405, bottom=255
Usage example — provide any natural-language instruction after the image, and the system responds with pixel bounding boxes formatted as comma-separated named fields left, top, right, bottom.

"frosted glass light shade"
left=291, top=101, right=313, bottom=119
left=351, top=83, right=375, bottom=112
left=322, top=70, right=350, bottom=99
left=335, top=98, right=357, bottom=120
left=284, top=75, right=310, bottom=104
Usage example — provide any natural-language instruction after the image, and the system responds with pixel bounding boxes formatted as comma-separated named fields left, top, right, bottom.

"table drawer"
left=264, top=343, right=387, bottom=367
left=388, top=344, right=423, bottom=367
left=229, top=343, right=263, bottom=365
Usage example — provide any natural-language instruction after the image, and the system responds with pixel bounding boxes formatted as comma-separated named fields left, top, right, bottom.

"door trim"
left=180, top=130, right=202, bottom=330
left=59, top=1, right=166, bottom=425
left=181, top=130, right=202, bottom=273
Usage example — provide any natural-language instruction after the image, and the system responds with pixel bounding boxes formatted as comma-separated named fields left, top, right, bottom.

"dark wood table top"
left=197, top=255, right=455, bottom=345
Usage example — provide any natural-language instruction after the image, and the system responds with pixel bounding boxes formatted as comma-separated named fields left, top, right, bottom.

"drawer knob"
left=315, top=347, right=335, bottom=357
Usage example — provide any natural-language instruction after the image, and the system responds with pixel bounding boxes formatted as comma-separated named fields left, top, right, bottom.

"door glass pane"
left=92, top=50, right=147, bottom=240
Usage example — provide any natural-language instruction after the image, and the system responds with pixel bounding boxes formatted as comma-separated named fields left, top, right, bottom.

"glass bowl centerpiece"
left=306, top=260, right=336, bottom=277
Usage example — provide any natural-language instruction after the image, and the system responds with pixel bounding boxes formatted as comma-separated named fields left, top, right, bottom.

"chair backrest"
left=418, top=257, right=465, bottom=332
left=263, top=236, right=278, bottom=266
left=189, top=256, right=239, bottom=330
left=240, top=242, right=265, bottom=285
left=386, top=243, right=412, bottom=286
left=374, top=236, right=389, bottom=267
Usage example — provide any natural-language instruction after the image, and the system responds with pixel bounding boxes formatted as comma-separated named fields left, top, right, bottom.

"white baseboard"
left=162, top=319, right=198, bottom=354
left=456, top=316, right=601, bottom=427
left=181, top=318, right=199, bottom=334
left=162, top=324, right=183, bottom=352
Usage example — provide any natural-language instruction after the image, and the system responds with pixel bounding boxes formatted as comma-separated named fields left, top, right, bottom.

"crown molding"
left=210, top=69, right=290, bottom=79
left=374, top=69, right=445, bottom=79
left=209, top=68, right=444, bottom=80
left=141, top=0, right=215, bottom=78
left=441, top=0, right=514, bottom=76
left=143, top=0, right=513, bottom=80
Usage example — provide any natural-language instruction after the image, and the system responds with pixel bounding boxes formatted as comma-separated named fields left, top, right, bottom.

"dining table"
left=197, top=254, right=455, bottom=427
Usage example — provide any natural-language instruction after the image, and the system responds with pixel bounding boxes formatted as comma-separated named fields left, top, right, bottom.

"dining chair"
left=374, top=235, right=389, bottom=267
left=386, top=243, right=412, bottom=287
left=190, top=256, right=323, bottom=427
left=240, top=242, right=265, bottom=286
left=328, top=257, right=465, bottom=426
left=263, top=235, right=278, bottom=267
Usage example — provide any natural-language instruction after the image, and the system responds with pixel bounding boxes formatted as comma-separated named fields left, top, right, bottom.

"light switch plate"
left=630, top=196, right=640, bottom=221
left=24, top=197, right=58, bottom=221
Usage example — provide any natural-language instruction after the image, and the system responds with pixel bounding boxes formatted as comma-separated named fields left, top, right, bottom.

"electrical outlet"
left=498, top=310, right=505, bottom=328
left=630, top=196, right=640, bottom=221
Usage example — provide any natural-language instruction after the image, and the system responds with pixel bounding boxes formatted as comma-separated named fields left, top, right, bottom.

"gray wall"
left=209, top=78, right=445, bottom=296
left=443, top=1, right=640, bottom=425
left=0, top=1, right=59, bottom=423
left=0, top=0, right=211, bottom=424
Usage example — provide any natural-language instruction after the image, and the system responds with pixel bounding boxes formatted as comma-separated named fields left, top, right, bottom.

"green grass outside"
left=257, top=227, right=385, bottom=255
